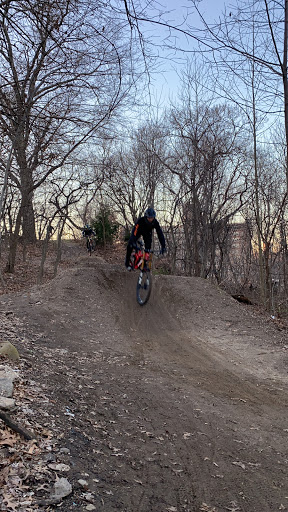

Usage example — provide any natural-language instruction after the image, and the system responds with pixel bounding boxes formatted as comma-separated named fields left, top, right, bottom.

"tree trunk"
left=15, top=133, right=37, bottom=244
left=21, top=185, right=36, bottom=244
left=283, top=0, right=288, bottom=192
left=169, top=225, right=177, bottom=274
left=192, top=188, right=201, bottom=277
left=38, top=222, right=54, bottom=284
left=0, top=147, right=13, bottom=267
left=54, top=219, right=67, bottom=278
left=6, top=206, right=22, bottom=273
left=252, top=75, right=266, bottom=306
left=263, top=244, right=271, bottom=310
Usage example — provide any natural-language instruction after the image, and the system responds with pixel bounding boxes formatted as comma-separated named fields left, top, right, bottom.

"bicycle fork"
left=138, top=269, right=150, bottom=289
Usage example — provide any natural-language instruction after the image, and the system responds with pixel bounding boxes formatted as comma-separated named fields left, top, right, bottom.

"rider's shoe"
left=126, top=265, right=132, bottom=272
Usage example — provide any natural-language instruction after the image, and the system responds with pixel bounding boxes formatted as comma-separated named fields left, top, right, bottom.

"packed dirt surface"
left=0, top=243, right=288, bottom=511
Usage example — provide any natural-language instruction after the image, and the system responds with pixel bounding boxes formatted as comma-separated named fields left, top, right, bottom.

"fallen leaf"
left=0, top=432, right=18, bottom=447
left=232, top=461, right=246, bottom=470
left=48, top=463, right=70, bottom=472
left=3, top=494, right=19, bottom=511
left=200, top=504, right=217, bottom=512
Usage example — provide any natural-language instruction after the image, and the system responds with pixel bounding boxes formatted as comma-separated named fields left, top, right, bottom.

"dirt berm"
left=1, top=256, right=288, bottom=511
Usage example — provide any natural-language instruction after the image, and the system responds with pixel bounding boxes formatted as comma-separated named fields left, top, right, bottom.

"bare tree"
left=37, top=169, right=97, bottom=282
left=165, top=92, right=249, bottom=278
left=187, top=0, right=288, bottom=193
left=0, top=0, right=145, bottom=271
left=253, top=153, right=286, bottom=309
left=102, top=119, right=168, bottom=231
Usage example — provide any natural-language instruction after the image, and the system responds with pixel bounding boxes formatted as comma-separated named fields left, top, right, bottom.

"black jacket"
left=131, top=217, right=165, bottom=249
left=82, top=228, right=95, bottom=237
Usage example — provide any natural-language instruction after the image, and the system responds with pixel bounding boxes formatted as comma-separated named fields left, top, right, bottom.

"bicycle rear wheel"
left=136, top=270, right=152, bottom=305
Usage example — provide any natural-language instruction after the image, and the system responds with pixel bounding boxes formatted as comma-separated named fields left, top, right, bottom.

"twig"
left=0, top=410, right=36, bottom=440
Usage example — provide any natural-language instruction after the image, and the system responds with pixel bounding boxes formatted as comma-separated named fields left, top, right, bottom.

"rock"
left=59, top=447, right=70, bottom=454
left=84, top=492, right=94, bottom=502
left=78, top=479, right=89, bottom=488
left=48, top=463, right=70, bottom=472
left=37, top=478, right=72, bottom=506
left=0, top=365, right=19, bottom=380
left=0, top=397, right=16, bottom=410
left=53, top=477, right=72, bottom=499
left=86, top=505, right=96, bottom=511
left=0, top=378, right=13, bottom=397
left=0, top=342, right=19, bottom=361
left=0, top=366, right=19, bottom=397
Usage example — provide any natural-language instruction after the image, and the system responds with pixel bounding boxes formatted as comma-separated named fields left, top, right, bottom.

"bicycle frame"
left=133, top=247, right=152, bottom=271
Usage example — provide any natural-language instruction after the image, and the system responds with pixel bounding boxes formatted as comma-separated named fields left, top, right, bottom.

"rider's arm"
left=132, top=222, right=140, bottom=238
left=154, top=219, right=166, bottom=249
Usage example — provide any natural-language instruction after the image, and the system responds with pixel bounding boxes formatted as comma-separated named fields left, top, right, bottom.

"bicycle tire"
left=136, top=270, right=152, bottom=305
left=87, top=239, right=92, bottom=255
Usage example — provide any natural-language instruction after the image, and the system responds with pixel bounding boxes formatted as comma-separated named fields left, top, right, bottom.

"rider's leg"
left=125, top=246, right=133, bottom=267
left=125, top=234, right=138, bottom=267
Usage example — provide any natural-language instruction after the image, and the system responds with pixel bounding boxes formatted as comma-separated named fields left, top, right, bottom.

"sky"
left=142, top=0, right=228, bottom=112
left=195, top=0, right=228, bottom=22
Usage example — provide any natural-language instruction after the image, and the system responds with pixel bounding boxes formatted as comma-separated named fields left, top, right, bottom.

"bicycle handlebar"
left=131, top=241, right=164, bottom=256
left=136, top=245, right=153, bottom=254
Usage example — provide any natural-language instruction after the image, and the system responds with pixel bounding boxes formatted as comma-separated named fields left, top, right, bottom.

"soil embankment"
left=1, top=255, right=287, bottom=511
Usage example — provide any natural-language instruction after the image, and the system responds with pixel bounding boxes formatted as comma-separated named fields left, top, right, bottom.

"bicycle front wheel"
left=136, top=270, right=152, bottom=306
left=87, top=239, right=92, bottom=255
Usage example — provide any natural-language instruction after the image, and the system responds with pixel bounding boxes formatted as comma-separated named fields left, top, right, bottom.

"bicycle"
left=86, top=235, right=95, bottom=255
left=129, top=241, right=153, bottom=306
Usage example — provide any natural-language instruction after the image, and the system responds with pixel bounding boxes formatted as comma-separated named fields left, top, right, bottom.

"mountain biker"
left=82, top=224, right=95, bottom=238
left=125, top=207, right=166, bottom=270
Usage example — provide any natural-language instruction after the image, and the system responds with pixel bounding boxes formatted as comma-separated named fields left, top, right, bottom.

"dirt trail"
left=1, top=255, right=288, bottom=511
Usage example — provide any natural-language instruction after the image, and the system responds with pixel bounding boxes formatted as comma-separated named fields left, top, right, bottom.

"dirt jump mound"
left=1, top=257, right=287, bottom=512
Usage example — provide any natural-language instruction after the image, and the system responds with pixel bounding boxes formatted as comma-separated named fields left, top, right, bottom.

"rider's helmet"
left=144, top=207, right=156, bottom=219
left=84, top=224, right=90, bottom=229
